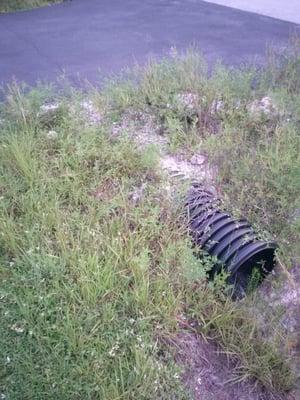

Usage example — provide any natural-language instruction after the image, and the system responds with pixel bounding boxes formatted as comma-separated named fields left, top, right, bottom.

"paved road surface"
left=204, top=0, right=300, bottom=25
left=0, top=0, right=299, bottom=87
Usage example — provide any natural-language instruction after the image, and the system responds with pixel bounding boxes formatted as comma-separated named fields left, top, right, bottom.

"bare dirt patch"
left=257, top=264, right=300, bottom=397
left=111, top=109, right=167, bottom=150
left=110, top=108, right=217, bottom=188
left=174, top=332, right=295, bottom=400
left=160, top=153, right=216, bottom=183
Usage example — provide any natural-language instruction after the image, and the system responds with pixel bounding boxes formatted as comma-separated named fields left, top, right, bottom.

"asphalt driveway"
left=0, top=0, right=299, bottom=86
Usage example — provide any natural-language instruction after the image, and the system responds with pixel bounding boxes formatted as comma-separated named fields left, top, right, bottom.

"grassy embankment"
left=0, top=44, right=299, bottom=398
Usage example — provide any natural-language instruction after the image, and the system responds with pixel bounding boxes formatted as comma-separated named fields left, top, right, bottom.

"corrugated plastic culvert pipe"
left=186, top=185, right=277, bottom=298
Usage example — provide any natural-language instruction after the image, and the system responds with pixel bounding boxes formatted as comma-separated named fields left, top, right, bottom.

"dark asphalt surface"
left=0, top=0, right=299, bottom=87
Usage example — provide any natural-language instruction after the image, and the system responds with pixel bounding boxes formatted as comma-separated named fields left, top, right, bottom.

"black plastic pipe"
left=186, top=186, right=277, bottom=297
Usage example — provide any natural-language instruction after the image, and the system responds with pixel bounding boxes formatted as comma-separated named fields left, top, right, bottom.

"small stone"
left=40, top=103, right=60, bottom=113
left=46, top=130, right=58, bottom=139
left=80, top=100, right=102, bottom=125
left=190, top=154, right=206, bottom=166
left=248, top=96, right=277, bottom=116
left=176, top=92, right=199, bottom=111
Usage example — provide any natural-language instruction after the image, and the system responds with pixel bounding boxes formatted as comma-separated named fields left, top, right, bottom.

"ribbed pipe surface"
left=187, top=186, right=277, bottom=297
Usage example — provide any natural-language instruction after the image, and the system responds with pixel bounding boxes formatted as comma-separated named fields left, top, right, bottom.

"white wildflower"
left=108, top=342, right=120, bottom=357
left=10, top=324, right=24, bottom=333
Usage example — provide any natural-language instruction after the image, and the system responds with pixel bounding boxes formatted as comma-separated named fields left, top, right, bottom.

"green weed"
left=0, top=0, right=61, bottom=12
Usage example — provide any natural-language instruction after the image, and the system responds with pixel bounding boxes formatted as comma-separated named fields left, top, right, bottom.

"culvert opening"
left=186, top=186, right=277, bottom=298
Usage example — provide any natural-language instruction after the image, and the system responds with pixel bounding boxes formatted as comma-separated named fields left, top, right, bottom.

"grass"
left=98, top=46, right=300, bottom=263
left=0, top=43, right=299, bottom=399
left=0, top=90, right=188, bottom=399
left=0, top=0, right=61, bottom=13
